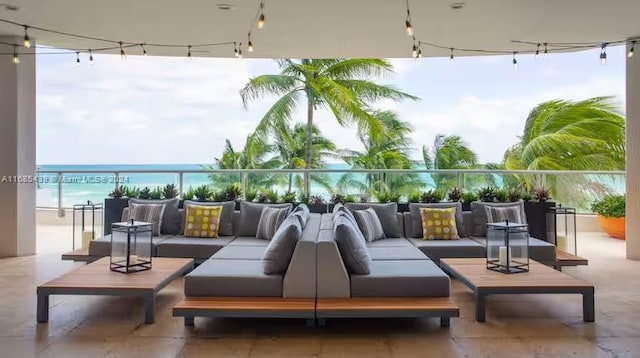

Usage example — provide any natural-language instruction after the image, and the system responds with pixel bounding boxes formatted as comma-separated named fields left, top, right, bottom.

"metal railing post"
left=241, top=171, right=247, bottom=198
left=379, top=171, right=385, bottom=193
left=57, top=172, right=64, bottom=218
left=457, top=172, right=463, bottom=189
left=114, top=171, right=120, bottom=191
left=304, top=171, right=310, bottom=196
left=178, top=172, right=184, bottom=197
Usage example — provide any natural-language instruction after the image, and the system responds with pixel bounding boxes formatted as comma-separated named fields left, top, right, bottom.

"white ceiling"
left=0, top=0, right=639, bottom=58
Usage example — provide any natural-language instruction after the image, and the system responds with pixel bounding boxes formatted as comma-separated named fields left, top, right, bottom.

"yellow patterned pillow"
left=184, top=204, right=223, bottom=238
left=420, top=207, right=460, bottom=240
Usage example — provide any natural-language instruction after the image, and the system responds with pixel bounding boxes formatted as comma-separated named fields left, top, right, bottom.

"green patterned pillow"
left=420, top=207, right=460, bottom=240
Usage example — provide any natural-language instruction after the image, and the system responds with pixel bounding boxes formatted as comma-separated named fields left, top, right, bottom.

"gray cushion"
left=130, top=198, right=180, bottom=235
left=471, top=236, right=557, bottom=264
left=368, top=246, right=428, bottom=260
left=470, top=201, right=527, bottom=237
left=228, top=237, right=270, bottom=246
left=345, top=203, right=401, bottom=237
left=155, top=237, right=234, bottom=259
left=484, top=206, right=524, bottom=224
left=88, top=234, right=173, bottom=257
left=183, top=200, right=235, bottom=236
left=333, top=215, right=372, bottom=275
left=407, top=237, right=486, bottom=264
left=256, top=207, right=291, bottom=240
left=238, top=201, right=293, bottom=237
left=184, top=259, right=282, bottom=297
left=212, top=245, right=267, bottom=260
left=408, top=202, right=465, bottom=238
left=127, top=202, right=166, bottom=236
left=365, top=237, right=414, bottom=248
left=353, top=208, right=386, bottom=242
left=262, top=216, right=303, bottom=274
left=291, top=204, right=310, bottom=227
left=350, top=260, right=450, bottom=297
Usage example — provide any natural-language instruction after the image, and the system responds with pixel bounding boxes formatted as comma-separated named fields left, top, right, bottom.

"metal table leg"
left=475, top=293, right=486, bottom=322
left=37, top=293, right=49, bottom=323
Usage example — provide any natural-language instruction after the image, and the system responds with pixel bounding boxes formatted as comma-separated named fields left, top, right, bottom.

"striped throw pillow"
left=128, top=203, right=166, bottom=236
left=353, top=208, right=386, bottom=242
left=256, top=207, right=291, bottom=240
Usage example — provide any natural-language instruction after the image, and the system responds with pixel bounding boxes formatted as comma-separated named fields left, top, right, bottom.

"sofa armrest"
left=317, top=229, right=350, bottom=298
left=283, top=214, right=320, bottom=298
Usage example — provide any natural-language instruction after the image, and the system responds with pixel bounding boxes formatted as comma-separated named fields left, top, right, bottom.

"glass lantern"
left=72, top=200, right=103, bottom=250
left=547, top=205, right=577, bottom=255
left=110, top=220, right=153, bottom=273
left=486, top=221, right=530, bottom=274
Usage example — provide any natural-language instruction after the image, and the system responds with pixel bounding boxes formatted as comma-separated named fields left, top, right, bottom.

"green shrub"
left=281, top=191, right=297, bottom=203
left=407, top=191, right=422, bottom=203
left=462, top=191, right=479, bottom=203
left=477, top=186, right=497, bottom=202
left=265, top=190, right=280, bottom=204
left=532, top=187, right=552, bottom=202
left=344, top=194, right=356, bottom=203
left=108, top=187, right=124, bottom=199
left=150, top=186, right=163, bottom=200
left=162, top=184, right=178, bottom=199
left=138, top=187, right=152, bottom=200
left=245, top=189, right=258, bottom=202
left=420, top=190, right=443, bottom=203
left=223, top=183, right=242, bottom=201
left=591, top=194, right=625, bottom=218
left=182, top=186, right=196, bottom=200
left=494, top=188, right=508, bottom=203
left=447, top=187, right=463, bottom=202
left=193, top=185, right=211, bottom=201
left=507, top=187, right=523, bottom=202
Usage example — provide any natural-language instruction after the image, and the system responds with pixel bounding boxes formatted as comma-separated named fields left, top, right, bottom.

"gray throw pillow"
left=129, top=198, right=179, bottom=234
left=471, top=201, right=527, bottom=237
left=262, top=216, right=303, bottom=274
left=334, top=204, right=357, bottom=224
left=183, top=200, right=235, bottom=236
left=238, top=201, right=293, bottom=237
left=291, top=204, right=310, bottom=227
left=128, top=203, right=166, bottom=236
left=333, top=215, right=372, bottom=275
left=484, top=206, right=524, bottom=224
left=353, top=208, right=386, bottom=242
left=256, top=207, right=291, bottom=240
left=409, top=202, right=465, bottom=238
left=345, top=202, right=401, bottom=237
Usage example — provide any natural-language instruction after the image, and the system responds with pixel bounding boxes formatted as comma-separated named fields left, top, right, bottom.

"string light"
left=88, top=49, right=94, bottom=64
left=237, top=42, right=243, bottom=59
left=512, top=52, right=518, bottom=69
left=449, top=48, right=454, bottom=62
left=23, top=25, right=31, bottom=48
left=75, top=51, right=80, bottom=66
left=12, top=45, right=19, bottom=64
left=405, top=0, right=413, bottom=36
left=247, top=33, right=254, bottom=52
left=119, top=41, right=126, bottom=59
left=140, top=44, right=147, bottom=56
left=257, top=1, right=265, bottom=29
left=543, top=43, right=548, bottom=58
left=187, top=45, right=192, bottom=59
left=411, top=42, right=417, bottom=58
left=600, top=43, right=607, bottom=65
left=234, top=42, right=239, bottom=57
left=417, top=46, right=422, bottom=58
left=628, top=41, right=636, bottom=58
left=534, top=43, right=540, bottom=58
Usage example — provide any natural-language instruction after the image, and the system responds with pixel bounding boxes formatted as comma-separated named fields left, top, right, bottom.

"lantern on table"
left=72, top=200, right=103, bottom=250
left=486, top=221, right=530, bottom=273
left=547, top=205, right=577, bottom=254
left=110, top=219, right=153, bottom=273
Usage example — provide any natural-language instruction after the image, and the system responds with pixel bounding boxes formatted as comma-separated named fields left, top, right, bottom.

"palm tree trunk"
left=305, top=94, right=313, bottom=195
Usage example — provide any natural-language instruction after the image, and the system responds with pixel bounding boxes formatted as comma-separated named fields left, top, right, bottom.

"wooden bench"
left=173, top=297, right=317, bottom=326
left=554, top=250, right=589, bottom=271
left=315, top=297, right=460, bottom=327
left=60, top=248, right=101, bottom=263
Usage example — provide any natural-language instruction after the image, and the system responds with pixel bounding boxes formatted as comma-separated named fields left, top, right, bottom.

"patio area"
left=0, top=227, right=635, bottom=357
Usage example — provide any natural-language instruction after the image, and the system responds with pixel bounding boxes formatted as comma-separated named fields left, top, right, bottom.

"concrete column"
left=0, top=37, right=36, bottom=257
left=627, top=38, right=640, bottom=260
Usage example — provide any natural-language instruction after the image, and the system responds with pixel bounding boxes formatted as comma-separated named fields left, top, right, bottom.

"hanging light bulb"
left=405, top=1, right=413, bottom=36
left=119, top=42, right=126, bottom=60
left=23, top=26, right=31, bottom=48
left=543, top=43, right=548, bottom=58
left=600, top=43, right=607, bottom=65
left=247, top=33, right=254, bottom=52
left=140, top=44, right=147, bottom=56
left=411, top=43, right=417, bottom=58
left=512, top=52, right=518, bottom=69
left=12, top=45, right=19, bottom=64
left=417, top=47, right=423, bottom=58
left=257, top=1, right=265, bottom=29
left=449, top=48, right=454, bottom=62
left=76, top=52, right=81, bottom=66
left=89, top=49, right=94, bottom=64
left=534, top=43, right=540, bottom=58
left=187, top=45, right=192, bottom=59
left=237, top=42, right=243, bottom=59
left=628, top=41, right=636, bottom=58
left=234, top=42, right=239, bottom=57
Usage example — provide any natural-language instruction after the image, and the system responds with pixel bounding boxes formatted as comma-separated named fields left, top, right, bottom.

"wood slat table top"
left=441, top=258, right=592, bottom=289
left=316, top=297, right=459, bottom=311
left=39, top=257, right=193, bottom=291
left=175, top=297, right=315, bottom=311
left=556, top=250, right=589, bottom=264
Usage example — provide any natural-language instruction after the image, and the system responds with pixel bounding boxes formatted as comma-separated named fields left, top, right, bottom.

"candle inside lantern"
left=498, top=246, right=511, bottom=266
left=129, top=255, right=138, bottom=264
left=81, top=230, right=94, bottom=249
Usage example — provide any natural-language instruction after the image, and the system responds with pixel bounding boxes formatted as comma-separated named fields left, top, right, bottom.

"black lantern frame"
left=110, top=219, right=153, bottom=273
left=486, top=221, right=530, bottom=274
left=72, top=200, right=103, bottom=250
left=547, top=205, right=577, bottom=255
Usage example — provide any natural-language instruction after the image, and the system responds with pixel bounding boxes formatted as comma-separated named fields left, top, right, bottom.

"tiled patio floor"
left=0, top=227, right=637, bottom=357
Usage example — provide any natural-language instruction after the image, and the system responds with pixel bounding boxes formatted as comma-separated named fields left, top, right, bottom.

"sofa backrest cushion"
left=291, top=203, right=310, bottom=227
left=262, top=215, right=303, bottom=274
left=353, top=208, right=386, bottom=242
left=408, top=202, right=465, bottom=238
left=127, top=202, right=166, bottom=236
left=345, top=202, right=401, bottom=237
left=129, top=198, right=180, bottom=234
left=470, top=200, right=527, bottom=237
left=183, top=200, right=235, bottom=236
left=238, top=201, right=293, bottom=237
left=484, top=206, right=524, bottom=224
left=256, top=206, right=291, bottom=240
left=333, top=215, right=372, bottom=274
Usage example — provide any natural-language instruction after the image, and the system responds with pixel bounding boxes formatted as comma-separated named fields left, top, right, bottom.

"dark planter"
left=104, top=198, right=129, bottom=235
left=397, top=203, right=410, bottom=212
left=327, top=203, right=336, bottom=213
left=308, top=203, right=329, bottom=213
left=524, top=201, right=556, bottom=243
left=461, top=202, right=472, bottom=211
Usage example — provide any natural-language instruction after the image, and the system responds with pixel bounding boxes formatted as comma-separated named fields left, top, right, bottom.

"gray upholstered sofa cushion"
left=211, top=245, right=267, bottom=260
left=238, top=201, right=293, bottom=237
left=470, top=236, right=557, bottom=264
left=184, top=259, right=282, bottom=297
left=227, top=236, right=270, bottom=246
left=368, top=246, right=428, bottom=260
left=408, top=202, right=466, bottom=238
left=345, top=202, right=402, bottom=237
left=262, top=215, right=303, bottom=274
left=88, top=234, right=173, bottom=257
left=334, top=215, right=372, bottom=275
left=407, top=237, right=486, bottom=264
left=353, top=207, right=386, bottom=242
left=365, top=237, right=414, bottom=248
left=256, top=207, right=291, bottom=240
left=183, top=200, right=235, bottom=236
left=130, top=198, right=180, bottom=234
left=470, top=201, right=527, bottom=237
left=350, top=260, right=450, bottom=297
left=155, top=237, right=234, bottom=259
left=291, top=204, right=310, bottom=227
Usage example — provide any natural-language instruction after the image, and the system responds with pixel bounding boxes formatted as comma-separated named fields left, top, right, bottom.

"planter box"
left=524, top=201, right=556, bottom=243
left=308, top=203, right=329, bottom=214
left=397, top=203, right=410, bottom=212
left=104, top=198, right=129, bottom=235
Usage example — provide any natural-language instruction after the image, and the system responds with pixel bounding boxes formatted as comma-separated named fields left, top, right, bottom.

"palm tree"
left=340, top=110, right=424, bottom=195
left=240, top=59, right=418, bottom=188
left=272, top=122, right=337, bottom=193
left=503, top=96, right=625, bottom=208
left=422, top=134, right=478, bottom=191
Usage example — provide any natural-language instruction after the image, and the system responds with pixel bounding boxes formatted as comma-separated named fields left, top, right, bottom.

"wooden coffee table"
left=37, top=257, right=194, bottom=324
left=440, top=258, right=594, bottom=323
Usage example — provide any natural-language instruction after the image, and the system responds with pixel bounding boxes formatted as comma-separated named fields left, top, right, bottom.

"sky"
left=36, top=46, right=626, bottom=165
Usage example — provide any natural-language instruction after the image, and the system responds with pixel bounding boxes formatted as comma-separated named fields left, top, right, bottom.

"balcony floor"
left=0, top=228, right=637, bottom=357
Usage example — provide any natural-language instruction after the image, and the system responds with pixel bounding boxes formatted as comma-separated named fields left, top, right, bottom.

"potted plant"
left=447, top=187, right=464, bottom=203
left=308, top=195, right=327, bottom=213
left=477, top=186, right=497, bottom=203
left=162, top=184, right=178, bottom=199
left=461, top=191, right=479, bottom=211
left=138, top=187, right=152, bottom=200
left=591, top=194, right=626, bottom=240
left=525, top=186, right=555, bottom=243
left=408, top=191, right=422, bottom=204
left=281, top=191, right=297, bottom=204
left=182, top=186, right=196, bottom=200
left=420, top=190, right=443, bottom=204
left=244, top=189, right=258, bottom=202
left=150, top=186, right=163, bottom=200
left=193, top=185, right=211, bottom=201
left=265, top=190, right=280, bottom=204
left=105, top=186, right=129, bottom=235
